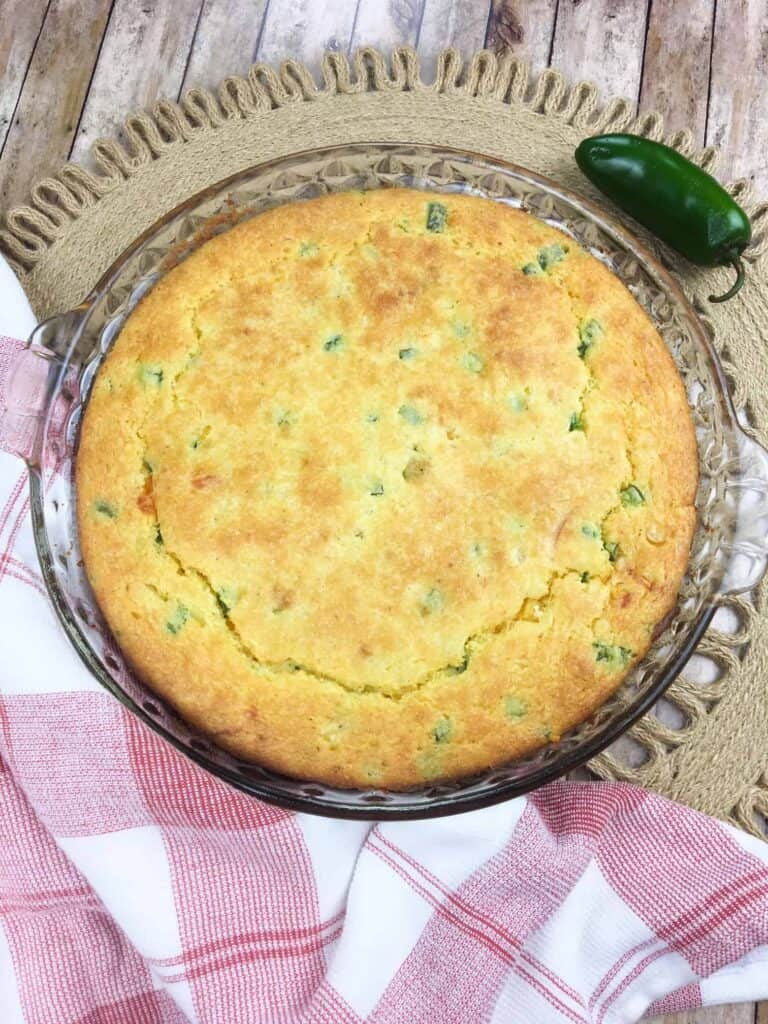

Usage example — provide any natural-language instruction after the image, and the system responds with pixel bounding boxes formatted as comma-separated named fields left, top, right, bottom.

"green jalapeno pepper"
left=575, top=133, right=752, bottom=302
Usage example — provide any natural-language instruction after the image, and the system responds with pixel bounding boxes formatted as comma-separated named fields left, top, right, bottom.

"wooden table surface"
left=1, top=2, right=767, bottom=1022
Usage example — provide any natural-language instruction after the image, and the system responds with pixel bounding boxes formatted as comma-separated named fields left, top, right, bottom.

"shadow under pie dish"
left=8, top=145, right=768, bottom=818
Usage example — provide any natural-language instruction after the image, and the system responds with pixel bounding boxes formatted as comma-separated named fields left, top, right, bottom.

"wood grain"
left=0, top=3, right=766, bottom=1022
left=257, top=0, right=358, bottom=69
left=69, top=0, right=203, bottom=164
left=419, top=0, right=489, bottom=79
left=639, top=0, right=715, bottom=144
left=350, top=0, right=425, bottom=53
left=0, top=0, right=50, bottom=153
left=645, top=1004, right=756, bottom=1024
left=550, top=0, right=651, bottom=104
left=180, top=0, right=269, bottom=93
left=0, top=0, right=113, bottom=213
left=485, top=0, right=559, bottom=73
left=707, top=0, right=768, bottom=192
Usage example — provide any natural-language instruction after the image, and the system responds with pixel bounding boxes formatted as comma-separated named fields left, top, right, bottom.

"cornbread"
left=76, top=188, right=698, bottom=790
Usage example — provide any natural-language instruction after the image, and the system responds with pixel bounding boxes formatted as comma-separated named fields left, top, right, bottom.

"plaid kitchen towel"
left=1, top=258, right=767, bottom=1024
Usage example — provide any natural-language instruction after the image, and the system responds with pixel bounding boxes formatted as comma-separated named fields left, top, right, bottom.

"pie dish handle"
left=717, top=425, right=768, bottom=596
left=0, top=311, right=83, bottom=469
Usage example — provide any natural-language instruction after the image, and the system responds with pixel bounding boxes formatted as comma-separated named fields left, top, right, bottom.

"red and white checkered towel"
left=1, top=259, right=768, bottom=1023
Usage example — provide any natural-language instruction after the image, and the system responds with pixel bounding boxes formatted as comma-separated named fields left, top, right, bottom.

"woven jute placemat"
left=2, top=47, right=767, bottom=835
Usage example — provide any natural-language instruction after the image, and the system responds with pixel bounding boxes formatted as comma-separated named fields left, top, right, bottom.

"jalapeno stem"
left=709, top=253, right=745, bottom=303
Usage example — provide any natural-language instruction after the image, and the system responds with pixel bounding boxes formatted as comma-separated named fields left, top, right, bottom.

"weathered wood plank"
left=485, top=0, right=559, bottom=73
left=257, top=0, right=358, bottom=70
left=0, top=0, right=113, bottom=214
left=418, top=0, right=489, bottom=79
left=69, top=0, right=203, bottom=164
left=645, top=1004, right=756, bottom=1024
left=707, top=0, right=768, bottom=193
left=639, top=0, right=715, bottom=144
left=0, top=3, right=763, bottom=1023
left=550, top=0, right=650, bottom=105
left=180, top=0, right=269, bottom=94
left=349, top=0, right=425, bottom=54
left=0, top=0, right=50, bottom=154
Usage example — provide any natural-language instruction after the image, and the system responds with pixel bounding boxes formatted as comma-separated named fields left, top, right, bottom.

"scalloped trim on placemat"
left=2, top=46, right=767, bottom=837
left=4, top=47, right=767, bottom=275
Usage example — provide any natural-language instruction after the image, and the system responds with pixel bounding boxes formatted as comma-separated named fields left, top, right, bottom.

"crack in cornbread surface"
left=76, top=188, right=697, bottom=789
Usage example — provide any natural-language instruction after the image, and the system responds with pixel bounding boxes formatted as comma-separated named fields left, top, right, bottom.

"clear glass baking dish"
left=4, top=143, right=768, bottom=819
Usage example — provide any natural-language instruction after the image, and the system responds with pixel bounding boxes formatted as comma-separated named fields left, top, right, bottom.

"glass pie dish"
left=4, top=143, right=768, bottom=819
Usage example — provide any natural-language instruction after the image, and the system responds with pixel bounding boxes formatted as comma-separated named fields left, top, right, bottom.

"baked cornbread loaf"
left=77, top=187, right=697, bottom=790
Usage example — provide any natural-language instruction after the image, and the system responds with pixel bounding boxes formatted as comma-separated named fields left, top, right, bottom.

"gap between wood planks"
left=0, top=3, right=767, bottom=1022
left=3, top=0, right=767, bottom=209
left=0, top=0, right=51, bottom=156
left=0, top=0, right=114, bottom=211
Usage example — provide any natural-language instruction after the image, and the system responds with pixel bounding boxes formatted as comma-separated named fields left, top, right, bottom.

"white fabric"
left=0, top=255, right=767, bottom=1024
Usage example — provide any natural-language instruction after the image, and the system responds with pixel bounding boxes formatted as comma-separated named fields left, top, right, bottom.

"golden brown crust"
left=76, top=188, right=698, bottom=789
